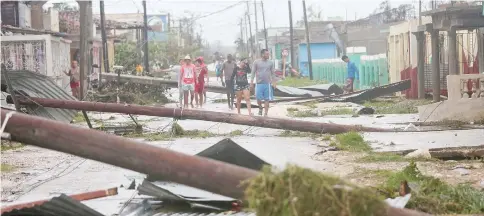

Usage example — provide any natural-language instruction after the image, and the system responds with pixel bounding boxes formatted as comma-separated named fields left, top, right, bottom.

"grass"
left=125, top=123, right=244, bottom=141
left=1, top=141, right=25, bottom=152
left=278, top=77, right=328, bottom=87
left=287, top=108, right=354, bottom=118
left=375, top=161, right=484, bottom=214
left=72, top=112, right=86, bottom=123
left=330, top=131, right=372, bottom=152
left=1, top=163, right=16, bottom=172
left=362, top=99, right=433, bottom=114
left=213, top=99, right=228, bottom=103
left=300, top=101, right=318, bottom=109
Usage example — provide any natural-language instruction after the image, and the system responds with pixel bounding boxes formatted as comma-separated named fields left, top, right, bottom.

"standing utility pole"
left=253, top=0, right=259, bottom=54
left=418, top=0, right=422, bottom=25
left=302, top=0, right=313, bottom=80
left=244, top=15, right=250, bottom=56
left=261, top=0, right=268, bottom=49
left=78, top=1, right=88, bottom=100
left=142, top=0, right=150, bottom=73
left=239, top=18, right=245, bottom=54
left=288, top=0, right=296, bottom=69
left=99, top=0, right=109, bottom=84
left=246, top=1, right=254, bottom=59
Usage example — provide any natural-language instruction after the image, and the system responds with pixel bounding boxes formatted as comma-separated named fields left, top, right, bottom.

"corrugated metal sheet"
left=2, top=194, right=104, bottom=216
left=324, top=79, right=411, bottom=103
left=0, top=70, right=77, bottom=123
left=299, top=83, right=344, bottom=95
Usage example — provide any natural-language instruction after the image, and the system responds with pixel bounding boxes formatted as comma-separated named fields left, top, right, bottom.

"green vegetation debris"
left=213, top=99, right=229, bottom=103
left=378, top=161, right=484, bottom=214
left=72, top=112, right=86, bottom=123
left=363, top=99, right=433, bottom=114
left=357, top=152, right=436, bottom=163
left=278, top=77, right=328, bottom=87
left=278, top=130, right=322, bottom=139
left=88, top=82, right=171, bottom=105
left=286, top=107, right=299, bottom=112
left=1, top=163, right=16, bottom=172
left=1, top=141, right=25, bottom=151
left=244, top=165, right=387, bottom=216
left=330, top=131, right=372, bottom=152
left=229, top=130, right=244, bottom=136
left=300, top=101, right=318, bottom=109
left=287, top=108, right=354, bottom=118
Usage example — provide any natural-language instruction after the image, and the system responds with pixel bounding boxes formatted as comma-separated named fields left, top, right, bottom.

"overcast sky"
left=44, top=0, right=423, bottom=46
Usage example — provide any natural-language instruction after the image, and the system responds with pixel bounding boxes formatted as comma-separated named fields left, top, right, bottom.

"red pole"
left=1, top=187, right=118, bottom=213
left=0, top=109, right=429, bottom=216
left=14, top=97, right=390, bottom=134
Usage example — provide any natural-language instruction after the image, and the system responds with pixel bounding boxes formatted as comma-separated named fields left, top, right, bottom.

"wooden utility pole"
left=78, top=1, right=89, bottom=100
left=244, top=14, right=250, bottom=57
left=288, top=0, right=296, bottom=69
left=246, top=2, right=254, bottom=59
left=239, top=18, right=245, bottom=54
left=15, top=97, right=391, bottom=134
left=253, top=0, right=259, bottom=54
left=261, top=0, right=268, bottom=49
left=99, top=0, right=109, bottom=83
left=418, top=0, right=422, bottom=25
left=302, top=0, right=313, bottom=80
left=142, top=0, right=150, bottom=73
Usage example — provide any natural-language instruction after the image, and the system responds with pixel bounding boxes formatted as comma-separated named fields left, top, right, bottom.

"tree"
left=234, top=38, right=246, bottom=55
left=52, top=2, right=78, bottom=11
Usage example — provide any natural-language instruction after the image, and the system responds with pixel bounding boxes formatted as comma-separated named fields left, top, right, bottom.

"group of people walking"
left=178, top=49, right=276, bottom=117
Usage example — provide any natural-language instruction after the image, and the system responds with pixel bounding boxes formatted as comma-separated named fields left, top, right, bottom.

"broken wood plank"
left=387, top=145, right=484, bottom=160
left=14, top=97, right=391, bottom=134
left=1, top=187, right=118, bottom=213
left=0, top=109, right=430, bottom=216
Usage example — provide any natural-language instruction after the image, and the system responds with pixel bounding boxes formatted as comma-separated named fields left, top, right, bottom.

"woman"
left=230, top=59, right=252, bottom=115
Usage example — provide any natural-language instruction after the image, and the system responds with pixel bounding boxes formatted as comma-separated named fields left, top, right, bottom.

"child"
left=230, top=59, right=252, bottom=115
left=180, top=55, right=197, bottom=108
left=194, top=57, right=208, bottom=108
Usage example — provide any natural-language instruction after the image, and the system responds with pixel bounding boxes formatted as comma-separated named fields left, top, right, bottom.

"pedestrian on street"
left=341, top=55, right=358, bottom=93
left=180, top=55, right=197, bottom=108
left=221, top=54, right=237, bottom=110
left=251, top=49, right=276, bottom=117
left=194, top=57, right=209, bottom=108
left=174, top=59, right=184, bottom=107
left=215, top=60, right=223, bottom=84
left=231, top=58, right=252, bottom=115
left=64, top=60, right=81, bottom=99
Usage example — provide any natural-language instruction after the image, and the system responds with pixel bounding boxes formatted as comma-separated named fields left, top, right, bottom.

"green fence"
left=312, top=54, right=389, bottom=90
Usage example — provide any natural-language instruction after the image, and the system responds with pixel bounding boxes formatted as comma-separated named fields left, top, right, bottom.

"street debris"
left=1, top=187, right=118, bottom=215
left=388, top=145, right=484, bottom=160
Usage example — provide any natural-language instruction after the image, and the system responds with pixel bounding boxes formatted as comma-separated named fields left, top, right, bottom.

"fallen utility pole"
left=388, top=145, right=484, bottom=160
left=14, top=97, right=391, bottom=134
left=1, top=187, right=118, bottom=213
left=0, top=109, right=430, bottom=216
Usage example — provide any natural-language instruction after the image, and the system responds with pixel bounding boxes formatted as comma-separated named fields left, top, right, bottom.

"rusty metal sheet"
left=1, top=194, right=103, bottom=216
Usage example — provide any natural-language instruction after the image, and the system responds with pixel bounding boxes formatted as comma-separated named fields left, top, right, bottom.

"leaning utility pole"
left=99, top=0, right=109, bottom=83
left=302, top=0, right=313, bottom=80
left=261, top=0, right=268, bottom=49
left=142, top=0, right=150, bottom=73
left=288, top=0, right=296, bottom=69
left=253, top=0, right=259, bottom=53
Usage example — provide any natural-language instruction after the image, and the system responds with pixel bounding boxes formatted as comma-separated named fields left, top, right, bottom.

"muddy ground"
left=1, top=89, right=483, bottom=214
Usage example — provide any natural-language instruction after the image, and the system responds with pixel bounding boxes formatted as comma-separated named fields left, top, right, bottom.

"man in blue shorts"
left=250, top=49, right=276, bottom=117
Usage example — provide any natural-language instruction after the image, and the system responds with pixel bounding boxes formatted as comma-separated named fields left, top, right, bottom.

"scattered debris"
left=387, top=145, right=484, bottom=160
left=405, top=149, right=432, bottom=159
left=330, top=132, right=372, bottom=152
left=356, top=107, right=375, bottom=115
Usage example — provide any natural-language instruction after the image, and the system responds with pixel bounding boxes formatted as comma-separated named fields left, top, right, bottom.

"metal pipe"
left=13, top=97, right=390, bottom=134
left=1, top=187, right=118, bottom=213
left=0, top=109, right=430, bottom=216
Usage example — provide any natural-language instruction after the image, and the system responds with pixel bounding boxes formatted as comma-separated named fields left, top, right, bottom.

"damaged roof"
left=1, top=194, right=103, bottom=216
left=0, top=70, right=77, bottom=123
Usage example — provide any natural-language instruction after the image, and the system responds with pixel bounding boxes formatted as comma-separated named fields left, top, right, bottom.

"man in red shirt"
left=194, top=57, right=208, bottom=108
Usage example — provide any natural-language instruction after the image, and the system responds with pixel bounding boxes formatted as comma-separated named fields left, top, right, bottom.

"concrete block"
left=418, top=98, right=484, bottom=122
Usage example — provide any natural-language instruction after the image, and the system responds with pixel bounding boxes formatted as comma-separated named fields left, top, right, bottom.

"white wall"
left=18, top=2, right=31, bottom=28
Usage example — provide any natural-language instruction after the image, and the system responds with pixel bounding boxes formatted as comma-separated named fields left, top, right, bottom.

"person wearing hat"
left=180, top=55, right=197, bottom=108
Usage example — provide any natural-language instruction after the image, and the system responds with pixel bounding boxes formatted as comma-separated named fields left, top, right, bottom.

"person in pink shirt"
left=180, top=55, right=197, bottom=108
